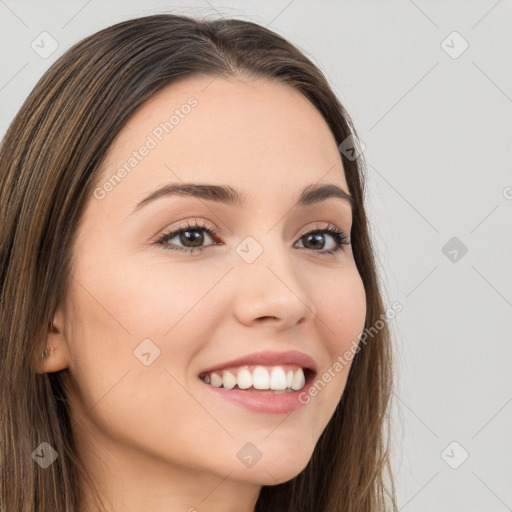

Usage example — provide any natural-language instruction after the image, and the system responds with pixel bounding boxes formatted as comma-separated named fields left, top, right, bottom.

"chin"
left=234, top=450, right=313, bottom=486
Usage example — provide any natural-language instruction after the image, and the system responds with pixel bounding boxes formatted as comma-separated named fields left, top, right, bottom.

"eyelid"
left=151, top=218, right=219, bottom=241
left=297, top=221, right=346, bottom=237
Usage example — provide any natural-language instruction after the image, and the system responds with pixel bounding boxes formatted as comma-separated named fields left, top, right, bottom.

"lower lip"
left=199, top=372, right=315, bottom=414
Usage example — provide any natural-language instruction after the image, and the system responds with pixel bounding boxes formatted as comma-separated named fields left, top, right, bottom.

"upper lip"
left=199, top=350, right=317, bottom=375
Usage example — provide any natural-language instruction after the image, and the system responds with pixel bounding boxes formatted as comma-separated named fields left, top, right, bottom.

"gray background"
left=1, top=1, right=511, bottom=510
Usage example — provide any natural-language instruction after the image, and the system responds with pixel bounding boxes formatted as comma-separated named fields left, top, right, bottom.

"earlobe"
left=36, top=309, right=70, bottom=374
left=41, top=346, right=54, bottom=359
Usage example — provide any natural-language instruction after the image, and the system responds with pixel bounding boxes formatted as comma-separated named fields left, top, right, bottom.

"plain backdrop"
left=1, top=1, right=511, bottom=510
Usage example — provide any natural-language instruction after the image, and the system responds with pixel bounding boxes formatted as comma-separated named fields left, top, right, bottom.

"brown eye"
left=155, top=219, right=219, bottom=253
left=295, top=225, right=349, bottom=255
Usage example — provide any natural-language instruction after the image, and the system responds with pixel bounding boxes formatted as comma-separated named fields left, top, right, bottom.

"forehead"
left=96, top=75, right=349, bottom=212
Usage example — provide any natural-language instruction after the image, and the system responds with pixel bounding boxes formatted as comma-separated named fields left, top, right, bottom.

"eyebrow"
left=130, top=182, right=355, bottom=216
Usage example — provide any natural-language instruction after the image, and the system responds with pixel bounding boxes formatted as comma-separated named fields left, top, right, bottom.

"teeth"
left=222, top=370, right=237, bottom=390
left=210, top=373, right=222, bottom=387
left=252, top=366, right=270, bottom=389
left=270, top=367, right=287, bottom=390
left=286, top=370, right=293, bottom=388
left=237, top=368, right=253, bottom=390
left=291, top=368, right=305, bottom=390
left=201, top=365, right=307, bottom=392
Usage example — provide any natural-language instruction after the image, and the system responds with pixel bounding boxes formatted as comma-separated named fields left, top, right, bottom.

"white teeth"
left=291, top=368, right=305, bottom=390
left=252, top=366, right=270, bottom=389
left=270, top=367, right=287, bottom=390
left=237, top=368, right=253, bottom=390
left=210, top=373, right=223, bottom=387
left=286, top=370, right=294, bottom=388
left=222, top=370, right=236, bottom=390
left=202, top=366, right=307, bottom=392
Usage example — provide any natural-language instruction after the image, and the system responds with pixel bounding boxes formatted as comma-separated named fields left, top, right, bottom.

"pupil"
left=306, top=233, right=324, bottom=249
left=181, top=230, right=203, bottom=247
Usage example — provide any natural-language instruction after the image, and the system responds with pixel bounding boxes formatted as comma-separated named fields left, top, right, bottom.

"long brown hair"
left=0, top=13, right=398, bottom=512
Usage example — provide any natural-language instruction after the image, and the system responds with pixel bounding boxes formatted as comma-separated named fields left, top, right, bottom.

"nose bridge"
left=232, top=231, right=316, bottom=326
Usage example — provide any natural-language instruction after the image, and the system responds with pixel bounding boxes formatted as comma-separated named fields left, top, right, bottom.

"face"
left=43, top=75, right=366, bottom=504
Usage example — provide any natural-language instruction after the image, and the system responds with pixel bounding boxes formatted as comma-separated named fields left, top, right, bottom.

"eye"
left=155, top=219, right=220, bottom=254
left=154, top=220, right=350, bottom=255
left=295, top=224, right=350, bottom=255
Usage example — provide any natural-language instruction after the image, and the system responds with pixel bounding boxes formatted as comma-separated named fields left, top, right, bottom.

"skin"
left=38, top=75, right=367, bottom=512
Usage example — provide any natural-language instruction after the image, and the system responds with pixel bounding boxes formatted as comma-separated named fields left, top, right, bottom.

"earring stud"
left=41, top=346, right=54, bottom=359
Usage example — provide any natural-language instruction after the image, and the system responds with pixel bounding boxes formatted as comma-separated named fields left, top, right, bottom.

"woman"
left=0, top=13, right=397, bottom=512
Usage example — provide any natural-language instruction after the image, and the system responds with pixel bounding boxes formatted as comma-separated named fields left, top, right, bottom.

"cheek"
left=318, top=269, right=367, bottom=352
left=69, top=250, right=213, bottom=342
left=63, top=259, right=220, bottom=464
left=64, top=254, right=223, bottom=411
left=306, top=269, right=366, bottom=416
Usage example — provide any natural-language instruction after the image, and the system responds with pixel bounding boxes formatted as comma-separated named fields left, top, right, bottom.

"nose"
left=232, top=243, right=317, bottom=330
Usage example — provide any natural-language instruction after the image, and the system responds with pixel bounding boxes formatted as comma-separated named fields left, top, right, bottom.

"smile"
left=199, top=364, right=308, bottom=393
left=197, top=350, right=317, bottom=414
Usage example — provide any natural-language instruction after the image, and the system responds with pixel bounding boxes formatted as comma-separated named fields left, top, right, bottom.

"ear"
left=36, top=307, right=71, bottom=374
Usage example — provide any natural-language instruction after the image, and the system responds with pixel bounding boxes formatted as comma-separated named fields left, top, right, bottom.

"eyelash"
left=154, top=219, right=350, bottom=256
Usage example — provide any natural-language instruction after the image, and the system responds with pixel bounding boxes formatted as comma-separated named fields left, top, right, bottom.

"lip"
left=198, top=350, right=317, bottom=414
left=199, top=369, right=316, bottom=414
left=199, top=350, right=317, bottom=375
